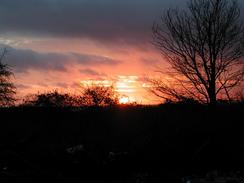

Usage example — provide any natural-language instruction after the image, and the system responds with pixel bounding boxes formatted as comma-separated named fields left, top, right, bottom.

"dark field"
left=0, top=103, right=244, bottom=182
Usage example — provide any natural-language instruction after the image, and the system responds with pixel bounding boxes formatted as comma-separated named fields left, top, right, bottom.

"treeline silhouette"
left=21, top=86, right=120, bottom=108
left=0, top=102, right=244, bottom=182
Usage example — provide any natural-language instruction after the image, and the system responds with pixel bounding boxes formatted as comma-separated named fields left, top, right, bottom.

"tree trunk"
left=209, top=92, right=216, bottom=106
left=208, top=82, right=216, bottom=106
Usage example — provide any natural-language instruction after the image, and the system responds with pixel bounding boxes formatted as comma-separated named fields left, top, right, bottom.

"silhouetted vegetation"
left=22, top=91, right=81, bottom=107
left=152, top=0, right=244, bottom=106
left=0, top=48, right=16, bottom=106
left=21, top=86, right=119, bottom=108
left=80, top=85, right=119, bottom=107
left=0, top=102, right=244, bottom=182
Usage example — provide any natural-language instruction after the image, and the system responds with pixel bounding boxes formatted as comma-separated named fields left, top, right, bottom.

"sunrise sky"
left=0, top=0, right=243, bottom=104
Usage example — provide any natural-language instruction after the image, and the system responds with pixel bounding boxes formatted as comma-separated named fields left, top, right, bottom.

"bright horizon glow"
left=77, top=75, right=155, bottom=104
left=3, top=30, right=165, bottom=105
left=119, top=96, right=130, bottom=104
left=15, top=73, right=162, bottom=105
left=2, top=31, right=165, bottom=105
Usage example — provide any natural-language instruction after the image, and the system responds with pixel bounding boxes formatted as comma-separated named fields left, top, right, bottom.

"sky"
left=0, top=0, right=243, bottom=104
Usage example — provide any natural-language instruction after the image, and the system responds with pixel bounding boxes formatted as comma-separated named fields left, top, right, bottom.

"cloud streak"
left=80, top=68, right=107, bottom=77
left=0, top=44, right=120, bottom=73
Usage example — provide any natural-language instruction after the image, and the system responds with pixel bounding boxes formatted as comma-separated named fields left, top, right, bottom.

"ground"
left=0, top=103, right=243, bottom=182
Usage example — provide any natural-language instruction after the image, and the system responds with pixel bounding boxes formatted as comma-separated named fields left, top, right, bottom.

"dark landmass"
left=0, top=103, right=244, bottom=182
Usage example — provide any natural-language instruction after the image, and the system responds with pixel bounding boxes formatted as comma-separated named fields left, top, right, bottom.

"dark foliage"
left=22, top=91, right=81, bottom=107
left=0, top=103, right=244, bottom=182
left=0, top=48, right=16, bottom=106
left=80, top=85, right=119, bottom=107
left=21, top=86, right=119, bottom=108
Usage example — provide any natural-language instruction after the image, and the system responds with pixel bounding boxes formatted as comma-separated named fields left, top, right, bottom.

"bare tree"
left=152, top=0, right=244, bottom=105
left=0, top=48, right=16, bottom=106
left=81, top=85, right=119, bottom=107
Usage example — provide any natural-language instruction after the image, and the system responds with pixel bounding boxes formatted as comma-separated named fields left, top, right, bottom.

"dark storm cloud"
left=1, top=0, right=243, bottom=44
left=0, top=0, right=186, bottom=44
left=0, top=44, right=120, bottom=73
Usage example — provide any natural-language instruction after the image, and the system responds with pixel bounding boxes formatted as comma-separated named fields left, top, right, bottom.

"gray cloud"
left=0, top=0, right=187, bottom=44
left=4, top=46, right=68, bottom=72
left=0, top=0, right=243, bottom=46
left=71, top=53, right=121, bottom=65
left=0, top=44, right=120, bottom=72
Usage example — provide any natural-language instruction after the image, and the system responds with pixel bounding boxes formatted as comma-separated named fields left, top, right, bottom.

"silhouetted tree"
left=81, top=85, right=119, bottom=107
left=152, top=0, right=244, bottom=105
left=22, top=91, right=80, bottom=107
left=0, top=48, right=16, bottom=106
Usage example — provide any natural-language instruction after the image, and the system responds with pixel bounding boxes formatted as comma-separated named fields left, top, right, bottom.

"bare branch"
left=0, top=48, right=16, bottom=106
left=152, top=0, right=244, bottom=105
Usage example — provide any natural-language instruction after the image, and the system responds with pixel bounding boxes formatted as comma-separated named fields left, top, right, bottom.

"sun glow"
left=79, top=75, right=153, bottom=104
left=119, top=96, right=130, bottom=104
